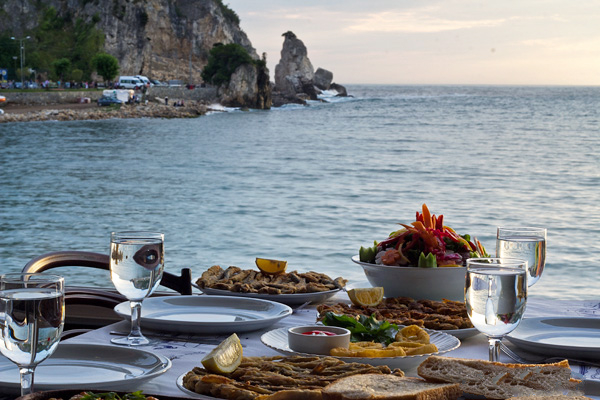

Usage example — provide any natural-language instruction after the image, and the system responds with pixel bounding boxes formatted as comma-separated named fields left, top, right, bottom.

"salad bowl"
left=351, top=255, right=466, bottom=301
left=353, top=204, right=487, bottom=301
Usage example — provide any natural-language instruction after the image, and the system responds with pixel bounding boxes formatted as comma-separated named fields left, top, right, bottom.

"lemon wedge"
left=201, top=333, right=243, bottom=374
left=255, top=258, right=287, bottom=274
left=348, top=287, right=384, bottom=307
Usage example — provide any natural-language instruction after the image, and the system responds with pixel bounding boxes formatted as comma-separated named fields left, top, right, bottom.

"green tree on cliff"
left=93, top=53, right=119, bottom=83
left=201, top=43, right=256, bottom=86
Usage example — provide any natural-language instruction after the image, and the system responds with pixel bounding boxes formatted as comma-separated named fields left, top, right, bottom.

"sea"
left=1, top=85, right=598, bottom=300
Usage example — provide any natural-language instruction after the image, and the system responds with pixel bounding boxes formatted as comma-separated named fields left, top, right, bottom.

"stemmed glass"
left=0, top=273, right=65, bottom=396
left=465, top=258, right=527, bottom=361
left=110, top=231, right=164, bottom=346
left=496, top=227, right=546, bottom=287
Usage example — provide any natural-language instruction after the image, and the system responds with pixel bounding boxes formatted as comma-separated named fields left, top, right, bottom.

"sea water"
left=1, top=85, right=599, bottom=300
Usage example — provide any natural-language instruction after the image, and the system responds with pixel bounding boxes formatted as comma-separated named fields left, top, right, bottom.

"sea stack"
left=273, top=31, right=347, bottom=106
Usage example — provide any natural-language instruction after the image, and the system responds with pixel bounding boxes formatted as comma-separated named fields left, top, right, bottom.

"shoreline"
left=0, top=101, right=209, bottom=123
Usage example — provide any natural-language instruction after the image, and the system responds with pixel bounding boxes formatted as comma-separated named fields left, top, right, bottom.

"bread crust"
left=322, top=374, right=462, bottom=400
left=417, top=356, right=582, bottom=399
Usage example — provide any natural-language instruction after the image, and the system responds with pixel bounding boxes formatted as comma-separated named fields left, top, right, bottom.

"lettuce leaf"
left=321, top=312, right=399, bottom=345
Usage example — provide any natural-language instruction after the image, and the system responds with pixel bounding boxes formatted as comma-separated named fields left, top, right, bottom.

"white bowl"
left=288, top=326, right=351, bottom=355
left=351, top=255, right=466, bottom=301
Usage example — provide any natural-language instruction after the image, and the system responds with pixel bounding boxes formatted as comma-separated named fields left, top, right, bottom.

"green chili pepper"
left=418, top=252, right=437, bottom=268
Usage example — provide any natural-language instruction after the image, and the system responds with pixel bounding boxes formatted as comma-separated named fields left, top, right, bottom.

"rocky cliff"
left=0, top=0, right=256, bottom=82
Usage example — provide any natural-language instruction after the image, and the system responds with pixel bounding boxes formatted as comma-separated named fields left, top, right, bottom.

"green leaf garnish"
left=321, top=312, right=399, bottom=345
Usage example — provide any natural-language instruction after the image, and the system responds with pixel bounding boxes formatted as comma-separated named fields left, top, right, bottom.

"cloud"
left=347, top=10, right=507, bottom=33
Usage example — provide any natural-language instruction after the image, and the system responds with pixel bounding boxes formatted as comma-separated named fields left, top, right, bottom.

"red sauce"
left=301, top=330, right=337, bottom=336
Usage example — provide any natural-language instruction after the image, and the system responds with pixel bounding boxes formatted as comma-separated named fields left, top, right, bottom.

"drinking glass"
left=0, top=273, right=65, bottom=396
left=465, top=258, right=527, bottom=361
left=110, top=231, right=164, bottom=346
left=496, top=227, right=546, bottom=287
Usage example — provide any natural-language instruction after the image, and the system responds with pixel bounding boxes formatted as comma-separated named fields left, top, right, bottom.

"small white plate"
left=114, top=295, right=292, bottom=334
left=507, top=317, right=600, bottom=359
left=261, top=327, right=460, bottom=371
left=0, top=343, right=170, bottom=393
left=199, top=287, right=341, bottom=305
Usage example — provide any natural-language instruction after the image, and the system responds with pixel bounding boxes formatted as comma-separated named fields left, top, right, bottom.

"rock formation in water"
left=218, top=55, right=272, bottom=109
left=273, top=31, right=347, bottom=106
left=0, top=0, right=257, bottom=83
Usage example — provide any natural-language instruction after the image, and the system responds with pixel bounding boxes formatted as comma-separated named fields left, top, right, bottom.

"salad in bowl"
left=359, top=204, right=488, bottom=268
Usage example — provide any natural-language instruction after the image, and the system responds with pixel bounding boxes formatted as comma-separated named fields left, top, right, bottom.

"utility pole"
left=11, top=36, right=30, bottom=88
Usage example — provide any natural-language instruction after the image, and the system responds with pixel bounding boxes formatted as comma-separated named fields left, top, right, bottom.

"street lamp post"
left=11, top=35, right=31, bottom=88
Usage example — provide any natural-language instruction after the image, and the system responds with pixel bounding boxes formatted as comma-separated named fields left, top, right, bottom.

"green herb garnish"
left=321, top=312, right=399, bottom=345
left=79, top=391, right=147, bottom=400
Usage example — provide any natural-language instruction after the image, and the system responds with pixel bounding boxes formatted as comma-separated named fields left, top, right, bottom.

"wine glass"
left=465, top=258, right=527, bottom=361
left=496, top=227, right=546, bottom=287
left=110, top=231, right=164, bottom=346
left=0, top=273, right=65, bottom=396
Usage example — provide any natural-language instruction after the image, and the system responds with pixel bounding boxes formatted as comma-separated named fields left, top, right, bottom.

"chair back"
left=23, top=250, right=193, bottom=295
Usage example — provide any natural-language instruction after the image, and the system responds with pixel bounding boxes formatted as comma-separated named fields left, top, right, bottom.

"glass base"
left=111, top=334, right=149, bottom=346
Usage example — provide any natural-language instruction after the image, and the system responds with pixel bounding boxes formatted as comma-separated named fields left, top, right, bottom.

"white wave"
left=206, top=103, right=239, bottom=115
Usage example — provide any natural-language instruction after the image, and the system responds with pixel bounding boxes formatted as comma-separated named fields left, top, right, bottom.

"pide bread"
left=417, top=355, right=582, bottom=399
left=321, top=374, right=462, bottom=400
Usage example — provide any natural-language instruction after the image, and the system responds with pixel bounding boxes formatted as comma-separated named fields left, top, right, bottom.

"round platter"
left=260, top=326, right=460, bottom=371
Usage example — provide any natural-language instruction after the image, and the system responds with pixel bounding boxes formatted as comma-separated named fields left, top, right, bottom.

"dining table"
left=2, top=293, right=599, bottom=399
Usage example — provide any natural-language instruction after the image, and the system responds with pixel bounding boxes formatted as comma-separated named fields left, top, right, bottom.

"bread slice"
left=417, top=355, right=582, bottom=399
left=321, top=374, right=462, bottom=400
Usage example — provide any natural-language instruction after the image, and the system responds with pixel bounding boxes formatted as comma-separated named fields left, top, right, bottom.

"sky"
left=225, top=1, right=600, bottom=85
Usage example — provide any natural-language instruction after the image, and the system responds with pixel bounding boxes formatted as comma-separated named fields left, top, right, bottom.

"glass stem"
left=19, top=366, right=35, bottom=396
left=129, top=300, right=143, bottom=338
left=488, top=337, right=501, bottom=362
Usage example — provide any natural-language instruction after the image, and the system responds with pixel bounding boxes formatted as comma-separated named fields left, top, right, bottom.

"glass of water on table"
left=496, top=227, right=546, bottom=286
left=0, top=273, right=65, bottom=396
left=110, top=231, right=164, bottom=346
left=465, top=258, right=527, bottom=362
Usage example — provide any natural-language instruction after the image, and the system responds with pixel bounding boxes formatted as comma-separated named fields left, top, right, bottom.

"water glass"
left=496, top=227, right=546, bottom=287
left=465, top=258, right=527, bottom=361
left=110, top=231, right=164, bottom=346
left=0, top=273, right=65, bottom=396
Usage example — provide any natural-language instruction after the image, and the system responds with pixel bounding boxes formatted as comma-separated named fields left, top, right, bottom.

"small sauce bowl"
left=288, top=325, right=351, bottom=355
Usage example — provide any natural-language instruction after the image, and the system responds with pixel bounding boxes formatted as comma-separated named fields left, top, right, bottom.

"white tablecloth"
left=61, top=296, right=600, bottom=399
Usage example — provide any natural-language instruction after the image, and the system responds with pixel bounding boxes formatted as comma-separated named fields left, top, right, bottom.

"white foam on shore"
left=206, top=103, right=239, bottom=115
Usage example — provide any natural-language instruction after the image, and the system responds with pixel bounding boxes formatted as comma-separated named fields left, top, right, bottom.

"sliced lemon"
left=348, top=287, right=384, bottom=307
left=201, top=333, right=243, bottom=374
left=255, top=258, right=287, bottom=274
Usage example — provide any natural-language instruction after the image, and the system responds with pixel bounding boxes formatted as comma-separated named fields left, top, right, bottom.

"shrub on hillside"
left=201, top=43, right=256, bottom=86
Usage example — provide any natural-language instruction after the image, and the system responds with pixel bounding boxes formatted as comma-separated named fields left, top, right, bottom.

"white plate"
left=177, top=372, right=217, bottom=399
left=440, top=327, right=479, bottom=340
left=0, top=343, right=170, bottom=393
left=114, top=295, right=292, bottom=334
left=261, top=327, right=460, bottom=371
left=199, top=287, right=341, bottom=305
left=506, top=317, right=600, bottom=359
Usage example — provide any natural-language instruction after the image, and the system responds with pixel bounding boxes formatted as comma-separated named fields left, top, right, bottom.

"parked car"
left=168, top=80, right=183, bottom=87
left=97, top=96, right=123, bottom=106
left=150, top=79, right=167, bottom=86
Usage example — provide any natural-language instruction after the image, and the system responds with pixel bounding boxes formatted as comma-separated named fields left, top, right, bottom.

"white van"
left=135, top=75, right=152, bottom=87
left=117, top=76, right=143, bottom=89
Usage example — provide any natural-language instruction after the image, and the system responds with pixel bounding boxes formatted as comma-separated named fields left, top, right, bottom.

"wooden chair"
left=22, top=251, right=193, bottom=331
